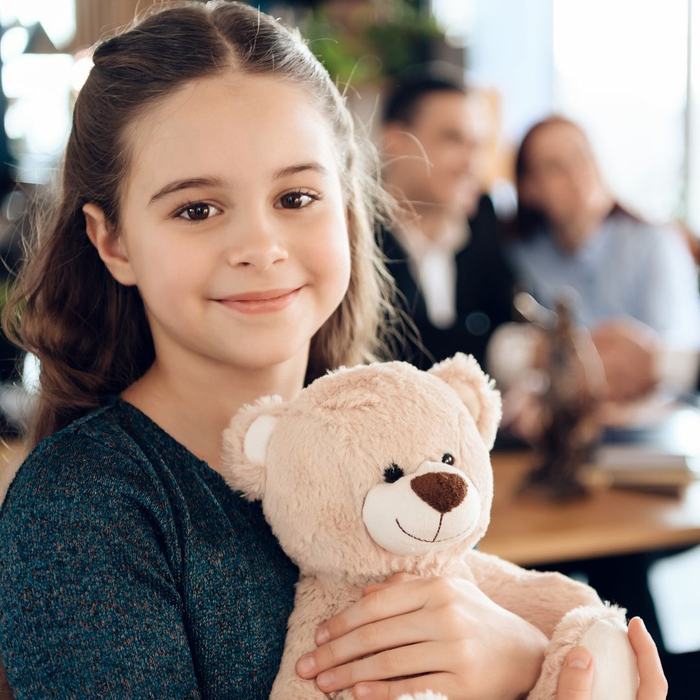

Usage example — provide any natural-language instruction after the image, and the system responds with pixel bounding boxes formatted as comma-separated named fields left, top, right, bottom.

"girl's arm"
left=0, top=436, right=200, bottom=698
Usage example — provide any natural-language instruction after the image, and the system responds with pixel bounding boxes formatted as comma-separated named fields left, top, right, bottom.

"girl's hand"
left=296, top=573, right=548, bottom=700
left=556, top=618, right=668, bottom=700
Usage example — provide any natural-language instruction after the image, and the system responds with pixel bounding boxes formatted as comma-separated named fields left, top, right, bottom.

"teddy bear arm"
left=466, top=554, right=637, bottom=700
left=468, top=550, right=602, bottom=638
left=527, top=604, right=638, bottom=700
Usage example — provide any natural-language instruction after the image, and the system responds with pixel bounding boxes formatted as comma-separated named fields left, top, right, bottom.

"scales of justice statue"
left=514, top=292, right=608, bottom=501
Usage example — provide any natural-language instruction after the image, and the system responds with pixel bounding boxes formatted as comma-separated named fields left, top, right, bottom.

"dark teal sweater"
left=0, top=396, right=298, bottom=698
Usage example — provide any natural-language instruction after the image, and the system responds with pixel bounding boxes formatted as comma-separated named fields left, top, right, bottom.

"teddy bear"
left=222, top=353, right=639, bottom=699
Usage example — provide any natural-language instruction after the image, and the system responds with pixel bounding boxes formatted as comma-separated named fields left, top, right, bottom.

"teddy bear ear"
left=428, top=353, right=502, bottom=450
left=221, top=396, right=284, bottom=501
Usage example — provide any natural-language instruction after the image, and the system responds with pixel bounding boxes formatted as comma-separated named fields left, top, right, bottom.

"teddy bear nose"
left=410, top=472, right=467, bottom=513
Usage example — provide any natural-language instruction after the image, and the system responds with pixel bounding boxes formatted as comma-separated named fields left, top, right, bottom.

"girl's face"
left=95, top=74, right=351, bottom=373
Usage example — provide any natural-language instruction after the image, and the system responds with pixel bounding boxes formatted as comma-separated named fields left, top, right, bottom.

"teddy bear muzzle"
left=362, top=462, right=481, bottom=557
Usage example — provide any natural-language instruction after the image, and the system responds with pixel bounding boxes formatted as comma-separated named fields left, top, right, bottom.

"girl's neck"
left=121, top=345, right=309, bottom=475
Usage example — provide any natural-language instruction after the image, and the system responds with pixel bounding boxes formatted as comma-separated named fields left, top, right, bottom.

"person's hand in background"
left=556, top=617, right=668, bottom=700
left=590, top=319, right=658, bottom=402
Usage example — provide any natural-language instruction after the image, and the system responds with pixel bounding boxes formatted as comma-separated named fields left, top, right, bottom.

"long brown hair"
left=3, top=1, right=397, bottom=448
left=512, top=115, right=637, bottom=240
left=512, top=116, right=580, bottom=239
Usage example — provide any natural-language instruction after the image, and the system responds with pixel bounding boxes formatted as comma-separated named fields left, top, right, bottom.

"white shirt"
left=393, top=220, right=470, bottom=330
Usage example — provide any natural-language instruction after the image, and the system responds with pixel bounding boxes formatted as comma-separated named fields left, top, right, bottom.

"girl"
left=0, top=3, right=665, bottom=698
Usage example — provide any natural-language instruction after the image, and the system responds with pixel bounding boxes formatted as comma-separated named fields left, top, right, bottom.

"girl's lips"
left=216, top=287, right=302, bottom=314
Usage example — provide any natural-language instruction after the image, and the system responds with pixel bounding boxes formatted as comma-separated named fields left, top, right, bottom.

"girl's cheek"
left=328, top=236, right=352, bottom=282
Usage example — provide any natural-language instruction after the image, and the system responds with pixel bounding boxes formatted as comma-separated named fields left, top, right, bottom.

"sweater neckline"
left=108, top=394, right=230, bottom=487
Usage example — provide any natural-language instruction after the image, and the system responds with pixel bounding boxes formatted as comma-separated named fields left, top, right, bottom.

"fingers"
left=296, top=607, right=437, bottom=681
left=556, top=647, right=593, bottom=700
left=310, top=641, right=447, bottom=693
left=628, top=618, right=668, bottom=700
left=314, top=577, right=435, bottom=646
left=354, top=672, right=454, bottom=699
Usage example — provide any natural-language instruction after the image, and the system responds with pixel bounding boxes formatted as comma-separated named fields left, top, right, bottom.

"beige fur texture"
left=222, top=354, right=638, bottom=700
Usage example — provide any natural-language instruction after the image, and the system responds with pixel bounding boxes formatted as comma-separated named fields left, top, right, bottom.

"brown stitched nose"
left=410, top=472, right=467, bottom=513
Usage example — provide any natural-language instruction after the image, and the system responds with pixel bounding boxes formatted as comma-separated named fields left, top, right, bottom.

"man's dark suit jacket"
left=381, top=194, right=515, bottom=370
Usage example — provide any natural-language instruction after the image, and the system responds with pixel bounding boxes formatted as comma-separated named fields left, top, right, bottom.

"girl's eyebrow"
left=149, top=177, right=228, bottom=205
left=148, top=163, right=328, bottom=206
left=273, top=162, right=328, bottom=180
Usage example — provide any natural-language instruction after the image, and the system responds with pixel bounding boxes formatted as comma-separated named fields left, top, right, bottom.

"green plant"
left=301, top=0, right=445, bottom=86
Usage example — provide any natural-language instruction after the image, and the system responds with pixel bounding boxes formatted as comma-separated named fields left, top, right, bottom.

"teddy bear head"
left=222, top=353, right=501, bottom=582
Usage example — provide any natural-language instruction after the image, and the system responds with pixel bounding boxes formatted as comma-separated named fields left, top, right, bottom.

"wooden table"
left=479, top=451, right=700, bottom=567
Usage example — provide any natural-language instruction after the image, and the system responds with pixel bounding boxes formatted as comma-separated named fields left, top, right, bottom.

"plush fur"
left=222, top=353, right=638, bottom=699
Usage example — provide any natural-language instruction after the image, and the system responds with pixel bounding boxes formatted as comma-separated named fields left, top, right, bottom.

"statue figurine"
left=516, top=293, right=607, bottom=501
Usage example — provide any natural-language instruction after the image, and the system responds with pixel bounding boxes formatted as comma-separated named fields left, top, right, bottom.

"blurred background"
left=0, top=0, right=699, bottom=697
left=2, top=0, right=700, bottom=222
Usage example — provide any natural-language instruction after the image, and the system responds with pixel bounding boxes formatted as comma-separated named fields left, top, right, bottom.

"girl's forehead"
left=124, top=73, right=340, bottom=200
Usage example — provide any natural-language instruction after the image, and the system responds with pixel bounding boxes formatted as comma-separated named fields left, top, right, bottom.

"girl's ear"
left=83, top=203, right=137, bottom=286
left=428, top=353, right=502, bottom=450
left=221, top=396, right=285, bottom=501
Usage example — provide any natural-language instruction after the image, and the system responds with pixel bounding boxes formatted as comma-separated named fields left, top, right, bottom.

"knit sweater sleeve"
left=0, top=430, right=201, bottom=699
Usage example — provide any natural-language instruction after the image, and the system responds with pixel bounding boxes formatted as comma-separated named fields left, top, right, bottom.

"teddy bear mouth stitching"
left=395, top=514, right=471, bottom=544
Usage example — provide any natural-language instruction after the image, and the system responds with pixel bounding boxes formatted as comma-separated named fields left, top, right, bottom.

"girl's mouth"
left=216, top=287, right=302, bottom=314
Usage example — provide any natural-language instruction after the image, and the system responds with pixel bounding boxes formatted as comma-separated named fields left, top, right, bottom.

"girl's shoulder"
left=0, top=397, right=198, bottom=531
left=13, top=396, right=154, bottom=477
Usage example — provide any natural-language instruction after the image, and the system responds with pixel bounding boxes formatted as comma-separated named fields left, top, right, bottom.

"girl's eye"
left=383, top=463, right=404, bottom=483
left=276, top=191, right=319, bottom=210
left=176, top=202, right=222, bottom=221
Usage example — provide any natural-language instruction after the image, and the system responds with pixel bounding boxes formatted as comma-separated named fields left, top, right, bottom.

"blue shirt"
left=0, top=396, right=298, bottom=698
left=507, top=213, right=700, bottom=348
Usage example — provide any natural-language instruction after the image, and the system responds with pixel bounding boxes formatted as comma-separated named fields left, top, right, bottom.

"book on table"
left=592, top=406, right=700, bottom=495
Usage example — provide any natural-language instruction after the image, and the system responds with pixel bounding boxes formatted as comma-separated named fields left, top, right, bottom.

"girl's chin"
left=226, top=338, right=312, bottom=371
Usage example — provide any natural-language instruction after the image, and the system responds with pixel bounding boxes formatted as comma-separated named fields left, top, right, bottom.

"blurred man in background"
left=378, top=64, right=515, bottom=370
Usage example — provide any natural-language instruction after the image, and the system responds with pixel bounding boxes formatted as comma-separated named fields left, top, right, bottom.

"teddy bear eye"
left=383, top=463, right=404, bottom=483
left=442, top=453, right=455, bottom=465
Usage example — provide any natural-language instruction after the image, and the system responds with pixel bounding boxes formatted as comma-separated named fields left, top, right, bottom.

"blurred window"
left=435, top=0, right=700, bottom=231
left=0, top=0, right=76, bottom=183
left=553, top=0, right=688, bottom=224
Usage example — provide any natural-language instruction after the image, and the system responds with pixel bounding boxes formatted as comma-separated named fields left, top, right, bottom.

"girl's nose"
left=225, top=214, right=288, bottom=270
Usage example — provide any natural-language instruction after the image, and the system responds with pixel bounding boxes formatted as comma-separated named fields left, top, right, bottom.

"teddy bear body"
left=270, top=552, right=633, bottom=700
left=223, top=355, right=638, bottom=700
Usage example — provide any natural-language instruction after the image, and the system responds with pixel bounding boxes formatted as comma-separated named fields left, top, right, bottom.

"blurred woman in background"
left=500, top=116, right=700, bottom=404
